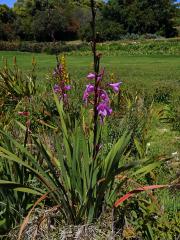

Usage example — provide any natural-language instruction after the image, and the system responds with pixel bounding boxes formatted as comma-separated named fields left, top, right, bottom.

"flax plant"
left=0, top=57, right=36, bottom=100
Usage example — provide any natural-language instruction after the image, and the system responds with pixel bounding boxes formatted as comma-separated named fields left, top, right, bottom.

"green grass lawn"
left=0, top=51, right=180, bottom=92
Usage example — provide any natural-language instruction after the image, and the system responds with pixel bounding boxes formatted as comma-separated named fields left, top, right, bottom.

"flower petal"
left=87, top=73, right=96, bottom=80
left=109, top=82, right=122, bottom=93
left=64, top=85, right=71, bottom=91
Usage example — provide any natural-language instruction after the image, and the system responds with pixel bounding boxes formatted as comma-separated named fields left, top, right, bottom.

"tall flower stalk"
left=90, top=0, right=99, bottom=158
left=53, top=55, right=71, bottom=105
left=89, top=0, right=122, bottom=158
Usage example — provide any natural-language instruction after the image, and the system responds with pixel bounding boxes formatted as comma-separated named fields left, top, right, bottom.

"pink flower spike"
left=87, top=73, right=95, bottom=80
left=109, top=82, right=122, bottom=93
left=18, top=111, right=30, bottom=117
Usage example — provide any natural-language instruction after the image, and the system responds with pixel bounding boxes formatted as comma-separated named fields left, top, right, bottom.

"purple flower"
left=99, top=90, right=109, bottom=103
left=53, top=84, right=60, bottom=93
left=63, top=93, right=67, bottom=99
left=87, top=73, right=96, bottom=80
left=83, top=84, right=94, bottom=103
left=109, top=82, right=122, bottom=93
left=87, top=70, right=104, bottom=81
left=97, top=102, right=112, bottom=122
left=86, top=84, right=94, bottom=93
left=64, top=85, right=71, bottom=91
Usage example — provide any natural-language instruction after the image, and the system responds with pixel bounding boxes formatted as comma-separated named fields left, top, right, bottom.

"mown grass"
left=0, top=51, right=180, bottom=90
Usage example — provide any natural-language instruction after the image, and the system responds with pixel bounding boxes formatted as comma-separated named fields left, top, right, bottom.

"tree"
left=68, top=0, right=104, bottom=8
left=13, top=0, right=85, bottom=41
left=13, top=0, right=63, bottom=41
left=103, top=0, right=177, bottom=37
left=32, top=8, right=68, bottom=41
left=0, top=4, right=16, bottom=40
left=0, top=4, right=15, bottom=23
left=1, top=0, right=178, bottom=41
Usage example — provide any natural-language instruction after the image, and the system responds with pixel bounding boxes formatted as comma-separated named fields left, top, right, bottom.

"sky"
left=0, top=0, right=15, bottom=7
left=1, top=0, right=180, bottom=8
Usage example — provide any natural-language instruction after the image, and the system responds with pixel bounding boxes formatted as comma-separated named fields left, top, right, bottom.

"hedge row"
left=0, top=39, right=179, bottom=56
left=0, top=41, right=88, bottom=54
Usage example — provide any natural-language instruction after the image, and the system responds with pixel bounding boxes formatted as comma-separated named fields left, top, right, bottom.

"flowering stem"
left=90, top=0, right=100, bottom=158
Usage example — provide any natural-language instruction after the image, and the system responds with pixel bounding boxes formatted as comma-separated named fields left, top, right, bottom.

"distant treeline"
left=0, top=0, right=179, bottom=42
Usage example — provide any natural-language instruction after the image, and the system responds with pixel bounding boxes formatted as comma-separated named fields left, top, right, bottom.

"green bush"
left=0, top=39, right=179, bottom=56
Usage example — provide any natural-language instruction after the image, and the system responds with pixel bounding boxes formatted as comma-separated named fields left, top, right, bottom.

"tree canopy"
left=0, top=0, right=178, bottom=42
left=103, top=0, right=177, bottom=37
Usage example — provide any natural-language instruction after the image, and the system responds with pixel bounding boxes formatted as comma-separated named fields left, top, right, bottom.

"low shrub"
left=0, top=41, right=88, bottom=54
left=0, top=41, right=20, bottom=51
left=0, top=39, right=179, bottom=56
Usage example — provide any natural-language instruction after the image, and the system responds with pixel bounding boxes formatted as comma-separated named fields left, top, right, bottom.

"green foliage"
left=0, top=4, right=15, bottom=23
left=0, top=41, right=88, bottom=54
left=121, top=196, right=180, bottom=239
left=31, top=9, right=70, bottom=42
left=12, top=0, right=94, bottom=41
left=0, top=124, right=44, bottom=234
left=0, top=57, right=37, bottom=130
left=153, top=86, right=173, bottom=104
left=103, top=0, right=178, bottom=38
left=104, top=91, right=154, bottom=160
left=80, top=19, right=125, bottom=42
left=162, top=96, right=180, bottom=132
left=0, top=98, right=130, bottom=224
left=0, top=47, right=179, bottom=237
left=0, top=92, right=163, bottom=234
left=0, top=39, right=180, bottom=56
left=0, top=0, right=179, bottom=41
left=0, top=4, right=16, bottom=40
left=0, top=57, right=36, bottom=102
left=94, top=39, right=180, bottom=56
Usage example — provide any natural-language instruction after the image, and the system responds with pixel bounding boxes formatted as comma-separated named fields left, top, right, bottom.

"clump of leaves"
left=0, top=57, right=37, bottom=107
